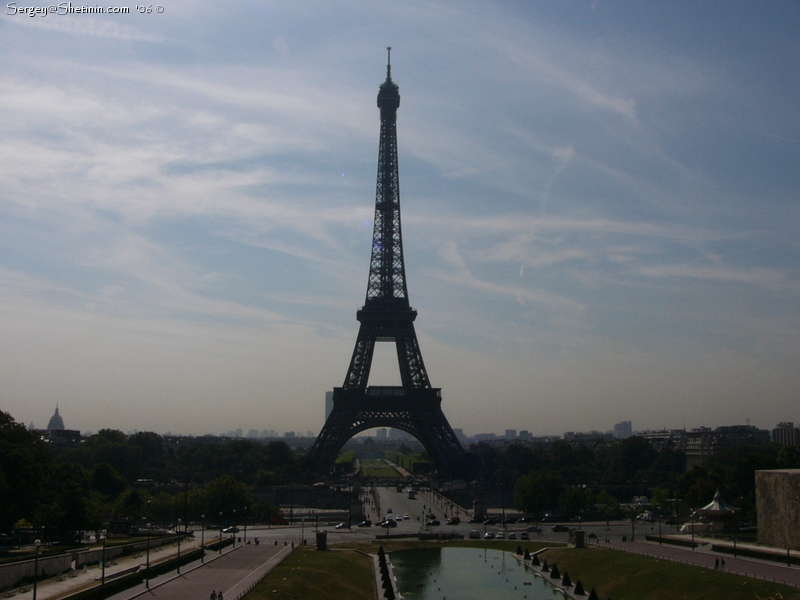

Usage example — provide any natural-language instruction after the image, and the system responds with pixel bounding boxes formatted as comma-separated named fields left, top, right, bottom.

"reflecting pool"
left=390, top=547, right=566, bottom=600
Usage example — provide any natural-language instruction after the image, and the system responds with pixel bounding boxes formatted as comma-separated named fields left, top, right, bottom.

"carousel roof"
left=698, top=489, right=738, bottom=514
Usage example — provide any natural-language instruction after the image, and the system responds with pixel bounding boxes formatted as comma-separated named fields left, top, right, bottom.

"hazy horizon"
left=2, top=2, right=798, bottom=439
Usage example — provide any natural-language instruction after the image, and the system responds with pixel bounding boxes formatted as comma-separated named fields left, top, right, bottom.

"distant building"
left=613, top=420, right=632, bottom=439
left=772, top=422, right=799, bottom=446
left=453, top=428, right=468, bottom=445
left=563, top=430, right=614, bottom=445
left=47, top=406, right=65, bottom=431
left=376, top=428, right=387, bottom=440
left=474, top=433, right=497, bottom=442
left=679, top=425, right=770, bottom=467
left=388, top=428, right=413, bottom=441
left=518, top=430, right=532, bottom=441
left=247, top=429, right=259, bottom=438
left=325, top=391, right=334, bottom=420
left=505, top=429, right=517, bottom=440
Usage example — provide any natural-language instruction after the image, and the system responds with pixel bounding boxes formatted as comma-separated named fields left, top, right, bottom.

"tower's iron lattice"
left=309, top=50, right=464, bottom=474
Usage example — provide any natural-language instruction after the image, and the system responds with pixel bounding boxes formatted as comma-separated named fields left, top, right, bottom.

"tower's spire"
left=386, top=46, right=392, bottom=80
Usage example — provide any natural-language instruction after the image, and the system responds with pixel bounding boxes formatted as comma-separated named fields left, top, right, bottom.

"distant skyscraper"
left=505, top=429, right=517, bottom=440
left=613, top=420, right=632, bottom=439
left=47, top=406, right=65, bottom=431
left=453, top=428, right=468, bottom=444
left=519, top=430, right=531, bottom=441
left=247, top=429, right=259, bottom=438
left=325, top=391, right=334, bottom=420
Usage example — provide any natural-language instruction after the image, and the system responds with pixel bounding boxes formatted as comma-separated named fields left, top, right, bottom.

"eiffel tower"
left=309, top=50, right=464, bottom=474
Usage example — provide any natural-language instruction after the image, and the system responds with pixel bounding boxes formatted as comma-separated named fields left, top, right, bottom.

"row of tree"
left=0, top=411, right=291, bottom=539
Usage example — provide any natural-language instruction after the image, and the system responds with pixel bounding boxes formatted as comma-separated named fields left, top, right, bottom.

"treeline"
left=465, top=437, right=800, bottom=521
left=0, top=411, right=310, bottom=541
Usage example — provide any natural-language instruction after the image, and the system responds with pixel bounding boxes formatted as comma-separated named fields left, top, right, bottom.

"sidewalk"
left=7, top=535, right=208, bottom=600
left=109, top=543, right=293, bottom=600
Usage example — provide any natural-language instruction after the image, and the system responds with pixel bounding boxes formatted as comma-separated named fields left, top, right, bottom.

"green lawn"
left=359, top=459, right=401, bottom=478
left=543, top=546, right=800, bottom=600
left=243, top=546, right=375, bottom=600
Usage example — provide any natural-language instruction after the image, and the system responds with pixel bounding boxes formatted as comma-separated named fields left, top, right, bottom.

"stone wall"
left=756, top=469, right=800, bottom=550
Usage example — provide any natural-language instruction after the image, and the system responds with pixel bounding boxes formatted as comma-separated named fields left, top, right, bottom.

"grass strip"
left=242, top=546, right=375, bottom=600
left=542, top=546, right=800, bottom=600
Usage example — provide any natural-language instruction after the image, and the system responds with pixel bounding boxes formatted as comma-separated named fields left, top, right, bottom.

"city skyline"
left=1, top=2, right=798, bottom=438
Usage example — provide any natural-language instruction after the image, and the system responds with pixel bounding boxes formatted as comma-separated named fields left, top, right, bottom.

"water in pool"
left=390, top=547, right=566, bottom=600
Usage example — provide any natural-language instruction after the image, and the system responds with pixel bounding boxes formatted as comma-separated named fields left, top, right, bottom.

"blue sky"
left=1, top=1, right=798, bottom=438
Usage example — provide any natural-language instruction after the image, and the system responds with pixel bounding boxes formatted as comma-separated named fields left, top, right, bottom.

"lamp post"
left=145, top=523, right=151, bottom=589
left=176, top=519, right=182, bottom=574
left=232, top=509, right=236, bottom=548
left=243, top=506, right=248, bottom=544
left=219, top=512, right=223, bottom=554
left=631, top=514, right=635, bottom=542
left=100, top=531, right=107, bottom=596
left=658, top=518, right=662, bottom=545
left=32, top=539, right=41, bottom=600
left=201, top=515, right=205, bottom=563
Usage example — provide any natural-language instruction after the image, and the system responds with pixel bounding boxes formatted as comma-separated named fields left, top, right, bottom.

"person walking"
left=210, top=591, right=217, bottom=600
left=217, top=592, right=224, bottom=600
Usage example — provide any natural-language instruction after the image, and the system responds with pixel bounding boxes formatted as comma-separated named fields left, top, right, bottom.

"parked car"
left=335, top=522, right=348, bottom=529
left=552, top=525, right=568, bottom=532
left=426, top=520, right=441, bottom=526
left=507, top=532, right=516, bottom=539
left=469, top=530, right=480, bottom=539
left=447, top=517, right=461, bottom=525
left=484, top=532, right=495, bottom=539
left=520, top=532, right=530, bottom=540
left=357, top=520, right=372, bottom=527
left=222, top=526, right=239, bottom=534
left=496, top=531, right=505, bottom=539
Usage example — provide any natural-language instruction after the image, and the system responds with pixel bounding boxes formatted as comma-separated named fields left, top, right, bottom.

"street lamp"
left=232, top=509, right=236, bottom=548
left=100, top=530, right=107, bottom=596
left=176, top=519, right=182, bottom=574
left=32, top=539, right=41, bottom=600
left=145, top=523, right=151, bottom=589
left=201, top=515, right=205, bottom=563
left=243, top=506, right=248, bottom=544
left=219, top=512, right=223, bottom=554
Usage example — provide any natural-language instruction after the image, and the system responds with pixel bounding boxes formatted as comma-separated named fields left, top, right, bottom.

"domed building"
left=47, top=405, right=65, bottom=431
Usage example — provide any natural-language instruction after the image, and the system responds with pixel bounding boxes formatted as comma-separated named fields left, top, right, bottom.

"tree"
left=203, top=475, right=251, bottom=523
left=91, top=463, right=128, bottom=500
left=595, top=489, right=619, bottom=520
left=514, top=470, right=564, bottom=518
left=0, top=411, right=51, bottom=531
left=559, top=486, right=594, bottom=518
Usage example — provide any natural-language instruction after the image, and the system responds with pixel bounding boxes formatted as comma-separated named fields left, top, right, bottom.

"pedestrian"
left=721, top=558, right=725, bottom=571
left=210, top=590, right=217, bottom=600
left=218, top=592, right=224, bottom=600
left=714, top=558, right=719, bottom=570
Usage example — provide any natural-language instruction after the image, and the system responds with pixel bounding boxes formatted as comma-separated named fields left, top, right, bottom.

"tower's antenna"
left=387, top=46, right=392, bottom=79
